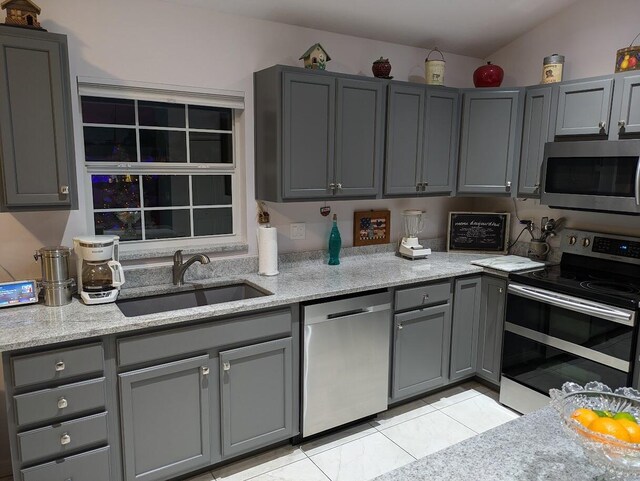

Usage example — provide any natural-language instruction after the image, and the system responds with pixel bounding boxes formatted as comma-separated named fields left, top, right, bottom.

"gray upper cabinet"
left=119, top=355, right=216, bottom=481
left=255, top=65, right=384, bottom=201
left=610, top=72, right=640, bottom=138
left=220, top=338, right=293, bottom=458
left=555, top=77, right=613, bottom=137
left=449, top=276, right=481, bottom=382
left=476, top=277, right=507, bottom=384
left=457, top=89, right=523, bottom=195
left=518, top=86, right=555, bottom=197
left=0, top=27, right=76, bottom=210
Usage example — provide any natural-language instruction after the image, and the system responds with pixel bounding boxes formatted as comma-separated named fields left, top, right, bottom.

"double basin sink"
left=116, top=281, right=272, bottom=317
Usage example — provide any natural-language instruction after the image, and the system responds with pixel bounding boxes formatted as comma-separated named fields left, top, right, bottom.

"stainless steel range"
left=500, top=229, right=640, bottom=414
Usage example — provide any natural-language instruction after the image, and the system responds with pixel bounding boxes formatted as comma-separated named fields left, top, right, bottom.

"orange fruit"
left=571, top=408, right=600, bottom=428
left=617, top=419, right=640, bottom=443
left=588, top=417, right=632, bottom=443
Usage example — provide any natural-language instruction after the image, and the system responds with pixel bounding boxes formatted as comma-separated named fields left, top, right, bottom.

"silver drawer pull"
left=59, top=185, right=69, bottom=195
left=397, top=323, right=403, bottom=330
left=55, top=361, right=65, bottom=372
left=60, top=433, right=71, bottom=445
left=200, top=366, right=210, bottom=376
left=422, top=294, right=430, bottom=303
left=57, top=397, right=68, bottom=409
left=506, top=181, right=512, bottom=192
left=223, top=362, right=231, bottom=372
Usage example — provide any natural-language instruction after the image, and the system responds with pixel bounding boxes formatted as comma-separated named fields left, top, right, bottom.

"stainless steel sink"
left=116, top=282, right=272, bottom=317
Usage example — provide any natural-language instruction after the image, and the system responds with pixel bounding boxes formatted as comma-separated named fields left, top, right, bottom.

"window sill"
left=119, top=242, right=248, bottom=261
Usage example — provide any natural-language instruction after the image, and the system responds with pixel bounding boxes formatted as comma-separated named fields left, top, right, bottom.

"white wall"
left=0, top=0, right=484, bottom=282
left=478, top=0, right=640, bottom=244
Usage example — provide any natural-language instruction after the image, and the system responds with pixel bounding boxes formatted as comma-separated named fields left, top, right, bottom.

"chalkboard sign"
left=447, top=212, right=510, bottom=253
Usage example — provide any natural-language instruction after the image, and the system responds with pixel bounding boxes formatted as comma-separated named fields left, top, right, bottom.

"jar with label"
left=541, top=54, right=564, bottom=84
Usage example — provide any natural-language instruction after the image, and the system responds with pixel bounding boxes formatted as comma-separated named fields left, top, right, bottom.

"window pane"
left=138, top=101, right=185, bottom=128
left=188, top=106, right=232, bottom=130
left=81, top=96, right=135, bottom=125
left=189, top=132, right=232, bottom=164
left=192, top=175, right=232, bottom=205
left=84, top=127, right=137, bottom=162
left=144, top=210, right=191, bottom=239
left=94, top=211, right=142, bottom=241
left=143, top=175, right=189, bottom=207
left=140, top=130, right=187, bottom=163
left=92, top=175, right=140, bottom=209
left=194, top=208, right=233, bottom=236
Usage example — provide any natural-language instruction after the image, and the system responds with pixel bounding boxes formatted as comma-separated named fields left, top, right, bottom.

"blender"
left=398, top=210, right=431, bottom=260
left=73, top=235, right=125, bottom=304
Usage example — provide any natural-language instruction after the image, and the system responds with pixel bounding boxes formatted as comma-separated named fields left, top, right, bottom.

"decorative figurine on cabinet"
left=2, top=0, right=43, bottom=29
left=300, top=43, right=331, bottom=70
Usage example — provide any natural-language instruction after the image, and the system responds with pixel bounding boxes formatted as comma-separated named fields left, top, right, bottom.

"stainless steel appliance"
left=302, top=291, right=392, bottom=437
left=500, top=229, right=640, bottom=414
left=540, top=140, right=640, bottom=215
left=73, top=235, right=125, bottom=305
left=34, top=245, right=74, bottom=307
left=398, top=210, right=431, bottom=260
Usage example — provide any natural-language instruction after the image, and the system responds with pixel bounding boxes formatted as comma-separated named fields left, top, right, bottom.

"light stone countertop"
left=0, top=252, right=507, bottom=353
left=374, top=406, right=602, bottom=481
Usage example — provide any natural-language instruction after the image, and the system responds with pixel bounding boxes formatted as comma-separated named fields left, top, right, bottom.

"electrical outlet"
left=290, top=223, right=306, bottom=240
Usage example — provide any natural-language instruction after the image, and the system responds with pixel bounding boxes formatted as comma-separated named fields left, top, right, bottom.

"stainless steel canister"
left=41, top=279, right=75, bottom=307
left=541, top=54, right=565, bottom=84
left=34, top=246, right=71, bottom=282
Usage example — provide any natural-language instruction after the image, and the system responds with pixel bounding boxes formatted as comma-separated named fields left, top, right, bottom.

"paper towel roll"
left=257, top=226, right=279, bottom=276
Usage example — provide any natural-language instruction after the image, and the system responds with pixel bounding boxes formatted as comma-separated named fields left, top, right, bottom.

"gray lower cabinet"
left=518, top=86, right=555, bottom=197
left=610, top=72, right=640, bottom=138
left=555, top=77, right=613, bottom=137
left=476, top=277, right=507, bottom=384
left=0, top=26, right=76, bottom=210
left=119, top=354, right=216, bottom=481
left=457, top=89, right=523, bottom=195
left=220, top=338, right=293, bottom=458
left=449, top=277, right=482, bottom=381
left=392, top=304, right=452, bottom=400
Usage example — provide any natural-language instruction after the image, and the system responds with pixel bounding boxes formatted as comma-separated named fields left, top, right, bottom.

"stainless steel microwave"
left=540, top=140, right=640, bottom=215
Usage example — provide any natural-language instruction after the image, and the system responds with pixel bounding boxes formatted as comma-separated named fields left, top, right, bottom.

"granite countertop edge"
left=0, top=252, right=510, bottom=352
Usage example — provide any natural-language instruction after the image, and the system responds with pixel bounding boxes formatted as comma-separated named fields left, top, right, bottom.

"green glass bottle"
left=328, top=214, right=341, bottom=265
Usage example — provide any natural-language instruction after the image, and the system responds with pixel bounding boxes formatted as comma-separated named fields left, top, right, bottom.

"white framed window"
left=77, top=78, right=245, bottom=253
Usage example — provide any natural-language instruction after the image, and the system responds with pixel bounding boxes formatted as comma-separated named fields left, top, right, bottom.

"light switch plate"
left=290, top=223, right=306, bottom=240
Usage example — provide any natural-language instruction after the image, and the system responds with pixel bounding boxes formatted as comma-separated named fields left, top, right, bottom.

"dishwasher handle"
left=305, top=302, right=391, bottom=325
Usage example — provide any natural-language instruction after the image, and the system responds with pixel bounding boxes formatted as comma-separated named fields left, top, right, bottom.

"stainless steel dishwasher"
left=302, top=290, right=392, bottom=437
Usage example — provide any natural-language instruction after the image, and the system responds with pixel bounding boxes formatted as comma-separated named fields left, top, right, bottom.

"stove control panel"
left=593, top=236, right=640, bottom=259
left=561, top=229, right=640, bottom=265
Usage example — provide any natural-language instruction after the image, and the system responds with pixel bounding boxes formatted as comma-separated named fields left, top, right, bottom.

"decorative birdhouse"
left=299, top=43, right=331, bottom=70
left=2, top=0, right=43, bottom=30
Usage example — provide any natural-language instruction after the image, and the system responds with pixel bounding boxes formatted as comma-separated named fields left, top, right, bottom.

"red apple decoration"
left=473, top=62, right=504, bottom=88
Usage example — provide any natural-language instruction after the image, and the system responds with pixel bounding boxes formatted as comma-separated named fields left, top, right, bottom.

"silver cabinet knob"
left=336, top=183, right=342, bottom=190
left=60, top=433, right=71, bottom=446
left=422, top=182, right=428, bottom=190
left=59, top=185, right=69, bottom=195
left=328, top=183, right=336, bottom=192
left=55, top=361, right=65, bottom=372
left=223, top=362, right=231, bottom=372
left=397, top=323, right=403, bottom=330
left=422, top=294, right=430, bottom=303
left=200, top=366, right=210, bottom=376
left=599, top=121, right=606, bottom=131
left=57, top=397, right=68, bottom=409
left=534, top=183, right=540, bottom=192
left=416, top=183, right=421, bottom=192
left=506, top=181, right=512, bottom=192
left=499, top=288, right=504, bottom=293
left=619, top=120, right=626, bottom=132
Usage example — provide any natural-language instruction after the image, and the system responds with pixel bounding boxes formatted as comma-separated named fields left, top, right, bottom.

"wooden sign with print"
left=353, top=210, right=390, bottom=246
left=447, top=212, right=510, bottom=254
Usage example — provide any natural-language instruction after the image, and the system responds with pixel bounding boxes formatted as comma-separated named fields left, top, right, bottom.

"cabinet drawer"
left=14, top=377, right=106, bottom=427
left=395, top=282, right=451, bottom=311
left=21, top=445, right=111, bottom=481
left=118, top=309, right=292, bottom=367
left=11, top=343, right=104, bottom=388
left=17, top=412, right=108, bottom=465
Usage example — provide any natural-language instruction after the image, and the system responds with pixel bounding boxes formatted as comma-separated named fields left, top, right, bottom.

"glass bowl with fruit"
left=550, top=381, right=640, bottom=480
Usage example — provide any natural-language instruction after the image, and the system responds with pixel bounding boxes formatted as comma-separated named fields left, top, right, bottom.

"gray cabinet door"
left=334, top=78, right=384, bottom=198
left=449, top=276, right=481, bottom=381
left=476, top=277, right=507, bottom=384
left=555, top=78, right=613, bottom=136
left=119, top=355, right=214, bottom=481
left=0, top=30, right=75, bottom=208
left=422, top=88, right=460, bottom=195
left=616, top=73, right=640, bottom=135
left=282, top=72, right=335, bottom=199
left=385, top=83, right=425, bottom=195
left=457, top=89, right=522, bottom=195
left=518, top=86, right=554, bottom=197
left=220, top=338, right=293, bottom=458
left=392, top=304, right=451, bottom=400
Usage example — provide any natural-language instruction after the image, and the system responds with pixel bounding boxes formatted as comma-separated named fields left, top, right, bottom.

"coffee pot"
left=73, top=235, right=125, bottom=305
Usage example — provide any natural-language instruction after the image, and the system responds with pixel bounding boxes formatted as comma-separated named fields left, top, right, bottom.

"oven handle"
left=635, top=157, right=640, bottom=206
left=508, top=283, right=636, bottom=326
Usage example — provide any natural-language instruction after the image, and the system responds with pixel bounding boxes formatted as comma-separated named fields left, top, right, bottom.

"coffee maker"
left=73, top=235, right=125, bottom=305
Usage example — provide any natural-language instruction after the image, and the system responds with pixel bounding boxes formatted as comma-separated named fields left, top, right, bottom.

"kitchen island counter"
left=374, top=406, right=600, bottom=481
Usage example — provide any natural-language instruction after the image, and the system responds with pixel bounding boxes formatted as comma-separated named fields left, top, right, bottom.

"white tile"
left=301, top=422, right=377, bottom=456
left=212, top=445, right=306, bottom=481
left=421, top=384, right=483, bottom=409
left=371, top=399, right=436, bottom=431
left=380, top=410, right=476, bottom=459
left=248, top=459, right=329, bottom=481
left=184, top=473, right=215, bottom=481
left=440, top=392, right=520, bottom=433
left=310, top=431, right=414, bottom=481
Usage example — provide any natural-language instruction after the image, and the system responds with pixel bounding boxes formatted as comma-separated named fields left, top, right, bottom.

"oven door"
left=502, top=283, right=637, bottom=398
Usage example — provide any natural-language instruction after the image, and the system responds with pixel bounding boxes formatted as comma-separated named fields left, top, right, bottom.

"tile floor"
left=0, top=382, right=519, bottom=481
